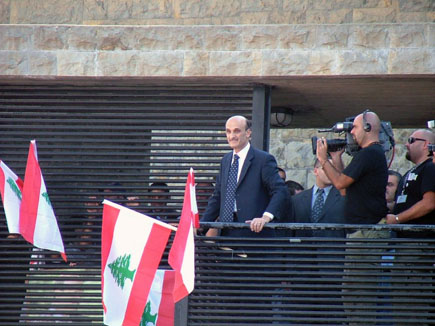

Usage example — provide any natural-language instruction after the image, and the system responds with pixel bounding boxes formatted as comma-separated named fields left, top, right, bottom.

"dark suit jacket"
left=290, top=186, right=346, bottom=238
left=201, top=145, right=287, bottom=237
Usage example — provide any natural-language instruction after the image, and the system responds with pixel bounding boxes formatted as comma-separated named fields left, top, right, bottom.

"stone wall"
left=1, top=0, right=434, bottom=25
left=270, top=127, right=415, bottom=189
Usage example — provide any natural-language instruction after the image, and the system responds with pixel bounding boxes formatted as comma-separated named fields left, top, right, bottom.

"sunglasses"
left=407, top=137, right=426, bottom=144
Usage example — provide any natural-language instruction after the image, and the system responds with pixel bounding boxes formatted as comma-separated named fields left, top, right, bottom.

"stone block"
left=0, top=0, right=10, bottom=23
left=311, top=0, right=392, bottom=10
left=353, top=7, right=397, bottom=23
left=0, top=51, right=27, bottom=74
left=262, top=50, right=310, bottom=75
left=83, top=0, right=108, bottom=21
left=10, top=0, right=84, bottom=24
left=204, top=27, right=241, bottom=51
left=339, top=49, right=388, bottom=74
left=178, top=0, right=241, bottom=19
left=135, top=51, right=184, bottom=76
left=306, top=8, right=352, bottom=24
left=268, top=9, right=307, bottom=24
left=33, top=26, right=68, bottom=51
left=57, top=51, right=97, bottom=76
left=398, top=0, right=435, bottom=12
left=0, top=25, right=32, bottom=51
left=316, top=25, right=351, bottom=50
left=282, top=0, right=309, bottom=11
left=397, top=11, right=433, bottom=23
left=308, top=51, right=338, bottom=74
left=240, top=0, right=280, bottom=12
left=97, top=51, right=140, bottom=75
left=388, top=48, right=433, bottom=73
left=66, top=26, right=98, bottom=51
left=389, top=24, right=426, bottom=48
left=183, top=51, right=209, bottom=76
left=173, top=27, right=205, bottom=50
left=97, top=28, right=132, bottom=51
left=241, top=26, right=280, bottom=49
left=130, top=0, right=173, bottom=19
left=28, top=51, right=57, bottom=75
left=277, top=25, right=316, bottom=50
left=350, top=25, right=391, bottom=49
left=209, top=51, right=261, bottom=76
left=132, top=26, right=173, bottom=50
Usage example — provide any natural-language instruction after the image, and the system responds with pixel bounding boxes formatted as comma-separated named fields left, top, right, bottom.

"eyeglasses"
left=407, top=137, right=426, bottom=144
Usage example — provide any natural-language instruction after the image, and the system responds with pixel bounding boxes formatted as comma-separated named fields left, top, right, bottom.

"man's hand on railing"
left=246, top=215, right=271, bottom=233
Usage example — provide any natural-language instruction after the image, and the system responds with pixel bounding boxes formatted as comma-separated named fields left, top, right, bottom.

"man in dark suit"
left=201, top=115, right=287, bottom=237
left=290, top=158, right=346, bottom=238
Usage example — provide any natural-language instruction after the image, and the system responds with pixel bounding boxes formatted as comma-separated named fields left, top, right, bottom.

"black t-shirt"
left=394, top=158, right=435, bottom=238
left=342, top=143, right=388, bottom=224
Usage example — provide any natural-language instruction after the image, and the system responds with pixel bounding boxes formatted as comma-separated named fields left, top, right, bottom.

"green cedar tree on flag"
left=101, top=200, right=176, bottom=326
left=0, top=161, right=24, bottom=234
left=139, top=269, right=175, bottom=326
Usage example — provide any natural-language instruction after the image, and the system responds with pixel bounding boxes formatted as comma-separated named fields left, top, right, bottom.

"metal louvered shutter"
left=0, top=83, right=259, bottom=325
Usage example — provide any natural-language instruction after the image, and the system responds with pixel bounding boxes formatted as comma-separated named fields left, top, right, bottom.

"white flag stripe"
left=179, top=225, right=195, bottom=294
left=32, top=179, right=64, bottom=252
left=102, top=200, right=177, bottom=231
left=0, top=161, right=21, bottom=233
left=148, top=270, right=165, bottom=316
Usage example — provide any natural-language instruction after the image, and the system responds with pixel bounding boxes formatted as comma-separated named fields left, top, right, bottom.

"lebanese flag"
left=19, top=140, right=67, bottom=261
left=0, top=161, right=24, bottom=233
left=101, top=200, right=176, bottom=326
left=168, top=168, right=198, bottom=302
left=139, top=269, right=176, bottom=326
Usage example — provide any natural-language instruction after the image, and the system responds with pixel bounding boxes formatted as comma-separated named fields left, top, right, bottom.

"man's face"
left=225, top=117, right=251, bottom=152
left=150, top=189, right=167, bottom=208
left=405, top=131, right=427, bottom=163
left=386, top=175, right=400, bottom=203
left=314, top=161, right=332, bottom=187
left=350, top=114, right=365, bottom=146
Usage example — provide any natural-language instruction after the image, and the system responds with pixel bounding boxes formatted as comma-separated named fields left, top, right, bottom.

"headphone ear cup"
left=364, top=123, right=371, bottom=132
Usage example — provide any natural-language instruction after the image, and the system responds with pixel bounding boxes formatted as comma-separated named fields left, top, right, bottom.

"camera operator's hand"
left=330, top=147, right=345, bottom=172
left=316, top=137, right=328, bottom=164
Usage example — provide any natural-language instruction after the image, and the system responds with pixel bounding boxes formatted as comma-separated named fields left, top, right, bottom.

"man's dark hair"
left=285, top=180, right=304, bottom=196
left=149, top=182, right=169, bottom=193
left=245, top=118, right=252, bottom=131
left=388, top=170, right=402, bottom=180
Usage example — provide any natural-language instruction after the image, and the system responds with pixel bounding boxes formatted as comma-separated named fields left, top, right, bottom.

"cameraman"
left=316, top=111, right=388, bottom=232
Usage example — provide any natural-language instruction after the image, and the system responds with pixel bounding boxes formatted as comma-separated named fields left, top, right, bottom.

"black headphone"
left=362, top=109, right=372, bottom=132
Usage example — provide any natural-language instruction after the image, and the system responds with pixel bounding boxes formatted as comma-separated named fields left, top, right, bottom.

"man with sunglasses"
left=386, top=129, right=435, bottom=238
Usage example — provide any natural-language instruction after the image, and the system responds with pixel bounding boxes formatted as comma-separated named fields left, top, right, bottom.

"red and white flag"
left=19, top=140, right=67, bottom=261
left=101, top=200, right=176, bottom=326
left=139, top=269, right=176, bottom=326
left=168, top=168, right=198, bottom=302
left=0, top=161, right=23, bottom=233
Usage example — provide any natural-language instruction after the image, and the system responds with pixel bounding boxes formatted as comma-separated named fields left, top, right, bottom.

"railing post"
left=174, top=297, right=189, bottom=326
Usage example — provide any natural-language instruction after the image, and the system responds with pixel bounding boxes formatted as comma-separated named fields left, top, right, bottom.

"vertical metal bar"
left=174, top=297, right=188, bottom=326
left=251, top=85, right=271, bottom=151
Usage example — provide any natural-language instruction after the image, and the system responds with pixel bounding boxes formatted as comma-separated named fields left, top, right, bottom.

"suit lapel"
left=237, top=146, right=254, bottom=187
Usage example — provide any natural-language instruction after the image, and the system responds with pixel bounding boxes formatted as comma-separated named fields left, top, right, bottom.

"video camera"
left=312, top=112, right=395, bottom=158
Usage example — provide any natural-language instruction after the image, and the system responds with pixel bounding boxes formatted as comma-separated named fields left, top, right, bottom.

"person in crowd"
left=386, top=170, right=402, bottom=214
left=290, top=158, right=346, bottom=238
left=277, top=167, right=286, bottom=181
left=386, top=129, right=435, bottom=236
left=201, top=115, right=287, bottom=237
left=285, top=180, right=304, bottom=196
left=146, top=182, right=177, bottom=221
left=316, top=110, right=388, bottom=232
left=316, top=110, right=389, bottom=325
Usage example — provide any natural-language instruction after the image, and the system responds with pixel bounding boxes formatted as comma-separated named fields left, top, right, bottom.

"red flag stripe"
left=19, top=142, right=41, bottom=243
left=123, top=224, right=172, bottom=326
left=157, top=270, right=176, bottom=326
